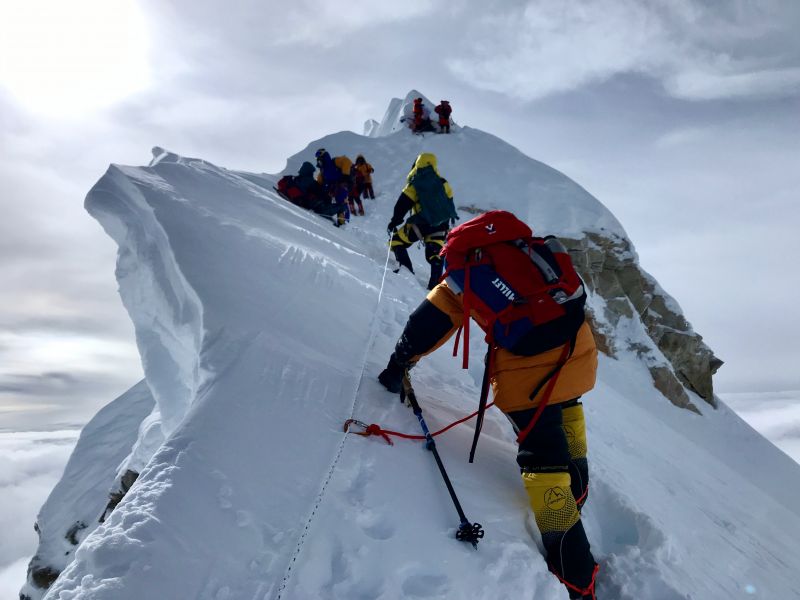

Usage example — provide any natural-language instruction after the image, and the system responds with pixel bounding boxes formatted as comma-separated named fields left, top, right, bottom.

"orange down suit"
left=417, top=282, right=597, bottom=412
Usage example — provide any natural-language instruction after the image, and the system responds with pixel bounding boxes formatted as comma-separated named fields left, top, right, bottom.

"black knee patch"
left=569, top=457, right=589, bottom=509
left=510, top=405, right=571, bottom=471
left=394, top=300, right=454, bottom=364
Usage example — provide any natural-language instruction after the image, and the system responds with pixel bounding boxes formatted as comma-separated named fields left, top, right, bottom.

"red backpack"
left=277, top=176, right=304, bottom=204
left=439, top=210, right=587, bottom=459
left=441, top=210, right=586, bottom=363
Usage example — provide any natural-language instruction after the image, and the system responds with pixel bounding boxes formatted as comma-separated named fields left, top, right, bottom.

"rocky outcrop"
left=563, top=232, right=722, bottom=410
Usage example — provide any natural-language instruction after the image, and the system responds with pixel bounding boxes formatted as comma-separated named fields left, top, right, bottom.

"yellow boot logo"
left=544, top=487, right=568, bottom=511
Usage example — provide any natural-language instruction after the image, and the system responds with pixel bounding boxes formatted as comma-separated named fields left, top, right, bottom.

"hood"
left=406, top=152, right=441, bottom=184
left=413, top=152, right=437, bottom=170
left=298, top=161, right=316, bottom=177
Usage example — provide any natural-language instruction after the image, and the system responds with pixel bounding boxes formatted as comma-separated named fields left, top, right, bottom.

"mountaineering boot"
left=378, top=355, right=405, bottom=394
left=427, top=260, right=444, bottom=290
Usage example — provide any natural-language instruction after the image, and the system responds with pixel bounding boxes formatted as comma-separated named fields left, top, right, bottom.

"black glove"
left=387, top=218, right=402, bottom=235
left=378, top=354, right=406, bottom=394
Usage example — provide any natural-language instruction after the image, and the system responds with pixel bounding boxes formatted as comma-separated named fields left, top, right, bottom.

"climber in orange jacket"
left=354, top=155, right=375, bottom=200
left=378, top=211, right=600, bottom=599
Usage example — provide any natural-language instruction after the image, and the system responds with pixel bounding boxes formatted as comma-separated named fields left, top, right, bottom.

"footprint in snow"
left=585, top=479, right=686, bottom=599
left=356, top=510, right=395, bottom=540
left=401, top=573, right=450, bottom=598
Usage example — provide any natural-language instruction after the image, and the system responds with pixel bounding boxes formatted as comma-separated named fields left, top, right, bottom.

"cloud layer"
left=721, top=391, right=800, bottom=464
left=448, top=0, right=800, bottom=101
left=0, top=430, right=78, bottom=598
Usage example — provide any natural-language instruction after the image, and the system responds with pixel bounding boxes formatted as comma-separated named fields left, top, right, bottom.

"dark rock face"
left=99, top=469, right=139, bottom=523
left=22, top=470, right=143, bottom=599
left=65, top=521, right=87, bottom=546
left=27, top=560, right=59, bottom=590
left=449, top=203, right=721, bottom=410
left=563, top=232, right=722, bottom=410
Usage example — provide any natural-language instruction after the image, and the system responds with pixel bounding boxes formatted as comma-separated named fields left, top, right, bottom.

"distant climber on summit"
left=434, top=100, right=452, bottom=133
left=378, top=210, right=600, bottom=600
left=411, top=97, right=434, bottom=133
left=387, top=152, right=458, bottom=290
left=412, top=98, right=424, bottom=132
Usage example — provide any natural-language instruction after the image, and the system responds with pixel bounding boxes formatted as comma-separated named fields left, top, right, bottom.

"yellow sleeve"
left=401, top=182, right=418, bottom=203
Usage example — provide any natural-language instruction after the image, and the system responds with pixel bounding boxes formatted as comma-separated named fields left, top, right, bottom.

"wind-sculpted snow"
left=34, top=116, right=800, bottom=599
left=44, top=151, right=391, bottom=599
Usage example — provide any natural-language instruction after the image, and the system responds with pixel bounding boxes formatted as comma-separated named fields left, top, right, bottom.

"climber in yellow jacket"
left=387, top=153, right=458, bottom=289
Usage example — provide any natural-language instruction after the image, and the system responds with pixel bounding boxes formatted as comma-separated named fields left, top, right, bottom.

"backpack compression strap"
left=468, top=343, right=495, bottom=463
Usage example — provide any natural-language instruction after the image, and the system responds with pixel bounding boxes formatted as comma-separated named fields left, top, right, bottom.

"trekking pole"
left=400, top=372, right=484, bottom=548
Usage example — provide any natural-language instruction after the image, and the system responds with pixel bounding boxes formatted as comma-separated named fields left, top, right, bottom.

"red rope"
left=550, top=563, right=599, bottom=599
left=575, top=484, right=589, bottom=508
left=344, top=402, right=496, bottom=445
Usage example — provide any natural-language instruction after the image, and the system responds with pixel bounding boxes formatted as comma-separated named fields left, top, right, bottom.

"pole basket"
left=456, top=521, right=485, bottom=548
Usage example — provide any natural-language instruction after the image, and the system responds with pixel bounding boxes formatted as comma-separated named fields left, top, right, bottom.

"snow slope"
left=720, top=391, right=800, bottom=465
left=26, top=101, right=800, bottom=600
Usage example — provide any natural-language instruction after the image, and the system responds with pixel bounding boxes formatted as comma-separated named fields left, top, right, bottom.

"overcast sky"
left=1, top=0, right=799, bottom=429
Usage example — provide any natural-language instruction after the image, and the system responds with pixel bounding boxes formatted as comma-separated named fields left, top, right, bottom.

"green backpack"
left=409, top=166, right=458, bottom=227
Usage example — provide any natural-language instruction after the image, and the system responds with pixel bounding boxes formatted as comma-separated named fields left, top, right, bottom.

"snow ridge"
left=24, top=104, right=800, bottom=600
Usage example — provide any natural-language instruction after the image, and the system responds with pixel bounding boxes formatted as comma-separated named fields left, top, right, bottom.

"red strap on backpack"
left=515, top=336, right=575, bottom=444
left=459, top=262, right=471, bottom=369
